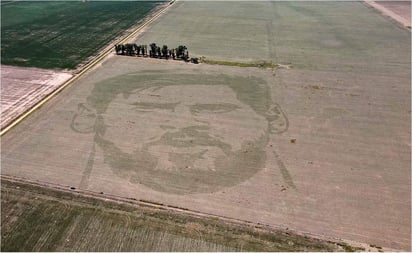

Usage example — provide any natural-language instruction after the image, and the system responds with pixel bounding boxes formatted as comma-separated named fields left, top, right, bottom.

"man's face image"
left=104, top=84, right=268, bottom=172
left=75, top=73, right=286, bottom=194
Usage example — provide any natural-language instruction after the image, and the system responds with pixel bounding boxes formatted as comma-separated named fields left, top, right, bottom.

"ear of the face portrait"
left=70, top=103, right=97, bottom=134
left=267, top=104, right=289, bottom=134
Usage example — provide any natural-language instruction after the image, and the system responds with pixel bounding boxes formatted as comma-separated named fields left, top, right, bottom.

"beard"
left=145, top=146, right=224, bottom=172
left=95, top=128, right=268, bottom=195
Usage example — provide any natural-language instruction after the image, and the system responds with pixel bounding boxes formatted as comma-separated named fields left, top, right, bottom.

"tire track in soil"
left=273, top=150, right=297, bottom=190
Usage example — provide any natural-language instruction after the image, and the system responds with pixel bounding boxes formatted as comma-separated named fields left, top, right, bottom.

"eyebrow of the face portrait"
left=131, top=102, right=241, bottom=112
left=130, top=102, right=180, bottom=110
left=190, top=103, right=241, bottom=113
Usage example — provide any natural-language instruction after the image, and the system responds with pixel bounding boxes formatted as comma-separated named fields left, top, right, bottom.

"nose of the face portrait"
left=167, top=104, right=208, bottom=128
left=174, top=103, right=191, bottom=116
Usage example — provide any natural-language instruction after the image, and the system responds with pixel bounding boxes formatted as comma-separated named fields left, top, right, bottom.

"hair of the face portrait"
left=76, top=72, right=288, bottom=135
left=89, top=73, right=270, bottom=114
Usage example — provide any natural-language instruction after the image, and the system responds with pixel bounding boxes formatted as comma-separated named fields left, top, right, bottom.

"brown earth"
left=1, top=65, right=72, bottom=130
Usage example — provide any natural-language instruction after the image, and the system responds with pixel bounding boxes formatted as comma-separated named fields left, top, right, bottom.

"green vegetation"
left=1, top=1, right=161, bottom=69
left=336, top=242, right=365, bottom=252
left=370, top=244, right=383, bottom=249
left=201, top=58, right=279, bottom=68
left=115, top=43, right=190, bottom=61
left=1, top=179, right=343, bottom=252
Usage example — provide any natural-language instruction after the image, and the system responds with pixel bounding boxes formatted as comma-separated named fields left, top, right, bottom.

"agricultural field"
left=134, top=1, right=410, bottom=73
left=1, top=1, right=162, bottom=69
left=1, top=179, right=345, bottom=252
left=1, top=1, right=410, bottom=251
left=1, top=65, right=72, bottom=129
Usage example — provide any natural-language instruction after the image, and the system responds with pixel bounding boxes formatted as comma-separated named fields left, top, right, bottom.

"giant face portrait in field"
left=72, top=72, right=288, bottom=194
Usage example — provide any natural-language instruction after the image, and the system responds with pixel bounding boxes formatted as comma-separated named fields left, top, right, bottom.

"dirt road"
left=365, top=0, right=411, bottom=27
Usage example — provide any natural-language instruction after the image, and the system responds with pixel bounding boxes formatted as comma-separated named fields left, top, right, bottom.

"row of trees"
left=115, top=43, right=197, bottom=63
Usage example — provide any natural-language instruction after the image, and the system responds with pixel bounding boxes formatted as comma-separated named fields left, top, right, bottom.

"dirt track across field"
left=365, top=0, right=411, bottom=27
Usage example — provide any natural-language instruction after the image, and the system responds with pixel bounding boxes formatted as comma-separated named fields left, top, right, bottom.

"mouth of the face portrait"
left=145, top=144, right=228, bottom=172
left=142, top=127, right=232, bottom=153
left=95, top=128, right=269, bottom=194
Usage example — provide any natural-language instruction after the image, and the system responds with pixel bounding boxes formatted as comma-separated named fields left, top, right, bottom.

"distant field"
left=1, top=179, right=343, bottom=252
left=1, top=1, right=161, bottom=69
left=134, top=1, right=410, bottom=72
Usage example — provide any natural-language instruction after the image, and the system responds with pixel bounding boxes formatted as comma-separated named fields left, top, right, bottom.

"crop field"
left=1, top=1, right=162, bottom=69
left=1, top=179, right=344, bottom=252
left=134, top=1, right=410, bottom=72
left=1, top=1, right=410, bottom=251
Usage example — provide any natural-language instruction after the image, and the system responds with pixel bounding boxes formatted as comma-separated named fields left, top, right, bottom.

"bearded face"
left=72, top=73, right=287, bottom=194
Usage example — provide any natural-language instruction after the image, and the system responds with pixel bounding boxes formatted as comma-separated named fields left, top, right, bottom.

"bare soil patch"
left=1, top=65, right=72, bottom=129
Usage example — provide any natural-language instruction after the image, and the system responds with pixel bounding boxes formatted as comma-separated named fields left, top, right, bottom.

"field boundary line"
left=364, top=0, right=411, bottom=29
left=0, top=174, right=328, bottom=238
left=0, top=1, right=174, bottom=137
left=1, top=173, right=390, bottom=252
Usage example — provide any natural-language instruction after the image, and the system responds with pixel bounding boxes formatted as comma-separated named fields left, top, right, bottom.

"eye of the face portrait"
left=190, top=103, right=241, bottom=115
left=131, top=102, right=179, bottom=112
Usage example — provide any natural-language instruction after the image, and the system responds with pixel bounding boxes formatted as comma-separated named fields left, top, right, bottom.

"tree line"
left=114, top=43, right=198, bottom=63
